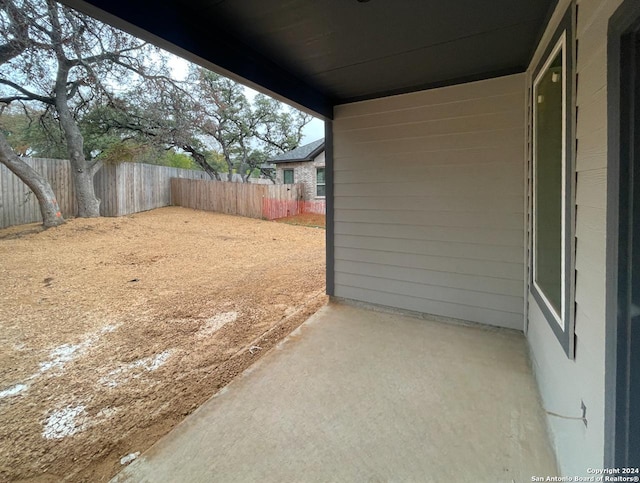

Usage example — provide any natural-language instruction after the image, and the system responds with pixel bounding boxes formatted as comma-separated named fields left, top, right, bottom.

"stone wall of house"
left=276, top=152, right=325, bottom=201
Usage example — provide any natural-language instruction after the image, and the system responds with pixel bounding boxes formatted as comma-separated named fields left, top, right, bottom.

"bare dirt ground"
left=275, top=212, right=326, bottom=229
left=0, top=207, right=326, bottom=482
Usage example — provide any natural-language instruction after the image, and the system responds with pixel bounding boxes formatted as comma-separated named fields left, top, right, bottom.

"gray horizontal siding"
left=334, top=194, right=524, bottom=214
left=524, top=0, right=619, bottom=475
left=335, top=92, right=523, bottom=130
left=335, top=247, right=523, bottom=280
left=335, top=221, right=524, bottom=247
left=333, top=73, right=526, bottom=330
left=333, top=144, right=525, bottom=168
left=334, top=209, right=523, bottom=229
left=334, top=128, right=523, bottom=158
left=334, top=110, right=524, bottom=143
left=335, top=260, right=523, bottom=297
left=335, top=285, right=523, bottom=329
left=334, top=162, right=523, bottom=186
left=337, top=75, right=527, bottom=117
left=334, top=235, right=523, bottom=263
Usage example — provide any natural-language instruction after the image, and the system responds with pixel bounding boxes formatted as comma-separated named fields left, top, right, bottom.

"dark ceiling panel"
left=58, top=0, right=558, bottom=118
left=212, top=0, right=548, bottom=75
left=309, top=21, right=542, bottom=101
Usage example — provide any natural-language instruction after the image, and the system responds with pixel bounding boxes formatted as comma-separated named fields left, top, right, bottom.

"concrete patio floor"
left=113, top=302, right=557, bottom=483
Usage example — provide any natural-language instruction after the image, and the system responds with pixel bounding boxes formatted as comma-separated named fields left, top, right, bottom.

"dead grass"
left=274, top=213, right=326, bottom=229
left=0, top=207, right=326, bottom=482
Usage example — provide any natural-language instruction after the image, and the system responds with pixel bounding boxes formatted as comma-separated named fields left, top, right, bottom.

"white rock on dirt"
left=99, top=350, right=174, bottom=388
left=38, top=324, right=120, bottom=374
left=0, top=324, right=120, bottom=405
left=197, top=311, right=238, bottom=338
left=120, top=452, right=140, bottom=465
left=42, top=405, right=87, bottom=440
left=0, top=383, right=28, bottom=399
left=143, top=350, right=172, bottom=371
left=95, top=407, right=119, bottom=420
left=39, top=343, right=83, bottom=372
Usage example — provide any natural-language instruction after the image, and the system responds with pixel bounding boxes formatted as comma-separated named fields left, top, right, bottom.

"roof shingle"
left=268, top=138, right=325, bottom=164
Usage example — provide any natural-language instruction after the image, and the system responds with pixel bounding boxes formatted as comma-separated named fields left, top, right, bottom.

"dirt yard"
left=275, top=212, right=326, bottom=229
left=0, top=207, right=326, bottom=482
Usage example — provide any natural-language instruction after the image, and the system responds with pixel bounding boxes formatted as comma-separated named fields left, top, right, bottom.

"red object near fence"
left=261, top=199, right=326, bottom=220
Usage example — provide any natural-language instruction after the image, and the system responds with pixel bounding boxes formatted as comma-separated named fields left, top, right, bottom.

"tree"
left=190, top=69, right=312, bottom=182
left=2, top=104, right=68, bottom=157
left=79, top=85, right=226, bottom=180
left=0, top=0, right=64, bottom=227
left=0, top=128, right=65, bottom=227
left=0, top=0, right=173, bottom=217
left=188, top=70, right=252, bottom=180
left=252, top=93, right=311, bottom=155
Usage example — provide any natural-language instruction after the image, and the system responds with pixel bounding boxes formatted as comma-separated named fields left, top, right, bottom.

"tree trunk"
left=70, top=164, right=101, bottom=217
left=259, top=168, right=276, bottom=184
left=54, top=63, right=101, bottom=217
left=222, top=149, right=235, bottom=182
left=57, top=120, right=101, bottom=217
left=183, top=145, right=220, bottom=180
left=0, top=133, right=65, bottom=228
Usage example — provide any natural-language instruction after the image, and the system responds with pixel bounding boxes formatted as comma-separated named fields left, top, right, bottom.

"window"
left=530, top=4, right=575, bottom=358
left=283, top=169, right=294, bottom=184
left=534, top=40, right=565, bottom=324
left=316, top=168, right=326, bottom=197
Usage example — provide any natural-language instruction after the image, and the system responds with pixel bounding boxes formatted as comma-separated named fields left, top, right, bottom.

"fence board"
left=95, top=162, right=210, bottom=217
left=261, top=197, right=326, bottom=219
left=0, top=158, right=77, bottom=228
left=1, top=157, right=299, bottom=229
left=0, top=159, right=210, bottom=228
left=171, top=178, right=305, bottom=220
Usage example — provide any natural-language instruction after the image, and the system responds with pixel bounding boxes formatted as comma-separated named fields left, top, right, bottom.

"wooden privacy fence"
left=0, top=158, right=208, bottom=229
left=1, top=158, right=76, bottom=229
left=95, top=162, right=208, bottom=217
left=171, top=178, right=305, bottom=220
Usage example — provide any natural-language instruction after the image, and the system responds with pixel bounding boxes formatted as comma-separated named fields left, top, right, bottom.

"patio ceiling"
left=59, top=0, right=557, bottom=119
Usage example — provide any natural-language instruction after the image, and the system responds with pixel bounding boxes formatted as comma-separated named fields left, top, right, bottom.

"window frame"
left=316, top=167, right=326, bottom=198
left=532, top=34, right=567, bottom=329
left=529, top=3, right=576, bottom=358
left=283, top=168, right=294, bottom=184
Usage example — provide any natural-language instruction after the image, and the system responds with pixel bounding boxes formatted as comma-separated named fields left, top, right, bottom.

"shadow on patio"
left=113, top=302, right=557, bottom=482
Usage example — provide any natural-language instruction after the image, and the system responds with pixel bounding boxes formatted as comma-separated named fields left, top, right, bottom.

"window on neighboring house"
left=531, top=5, right=575, bottom=358
left=316, top=168, right=326, bottom=197
left=283, top=168, right=294, bottom=184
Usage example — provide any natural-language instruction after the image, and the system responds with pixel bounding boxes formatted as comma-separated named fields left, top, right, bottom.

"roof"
left=268, top=138, right=325, bottom=164
left=60, top=0, right=558, bottom=119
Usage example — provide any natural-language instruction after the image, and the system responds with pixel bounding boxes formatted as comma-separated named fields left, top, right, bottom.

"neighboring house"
left=59, top=0, right=640, bottom=472
left=268, top=138, right=325, bottom=201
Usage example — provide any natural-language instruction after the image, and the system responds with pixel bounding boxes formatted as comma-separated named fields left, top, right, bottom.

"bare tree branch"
left=0, top=0, right=29, bottom=64
left=0, top=78, right=55, bottom=104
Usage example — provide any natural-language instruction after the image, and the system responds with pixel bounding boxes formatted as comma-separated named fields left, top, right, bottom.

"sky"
left=167, top=56, right=325, bottom=146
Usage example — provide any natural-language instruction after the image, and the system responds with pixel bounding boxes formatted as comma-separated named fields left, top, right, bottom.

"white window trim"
left=532, top=31, right=567, bottom=332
